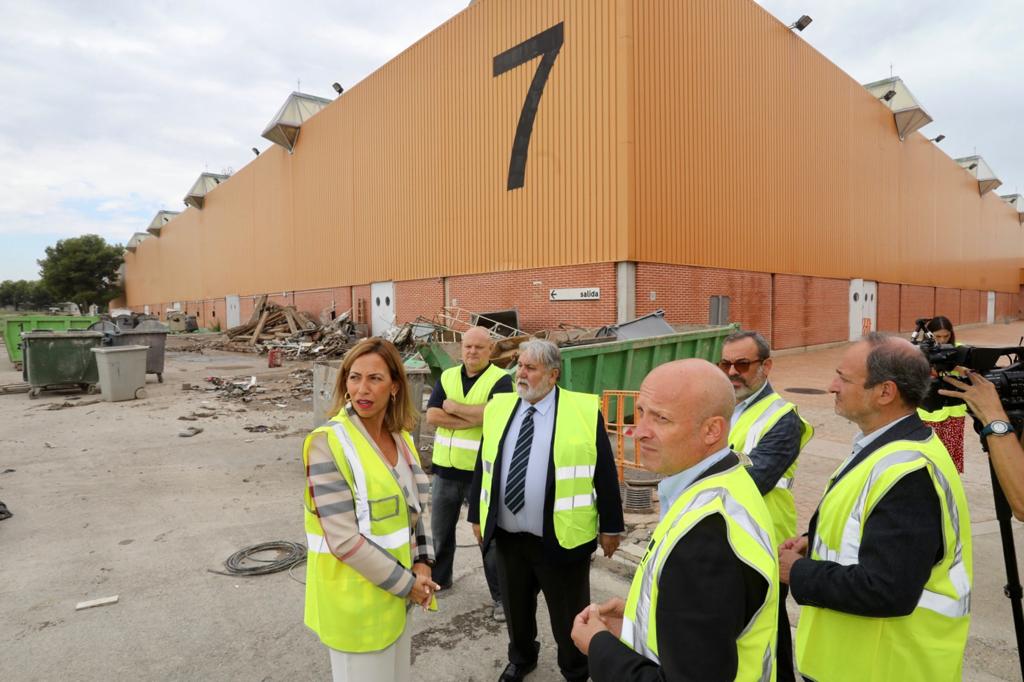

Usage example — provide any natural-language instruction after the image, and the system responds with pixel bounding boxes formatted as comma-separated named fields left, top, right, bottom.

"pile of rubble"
left=176, top=297, right=357, bottom=359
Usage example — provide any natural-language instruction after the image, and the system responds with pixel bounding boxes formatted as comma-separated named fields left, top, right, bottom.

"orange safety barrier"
left=601, top=390, right=643, bottom=482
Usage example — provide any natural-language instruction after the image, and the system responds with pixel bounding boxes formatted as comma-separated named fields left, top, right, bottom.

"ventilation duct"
left=1002, top=194, right=1024, bottom=225
left=863, top=77, right=933, bottom=141
left=125, top=232, right=152, bottom=253
left=184, top=173, right=229, bottom=209
left=146, top=210, right=181, bottom=236
left=956, top=156, right=1002, bottom=196
left=261, top=91, right=332, bottom=152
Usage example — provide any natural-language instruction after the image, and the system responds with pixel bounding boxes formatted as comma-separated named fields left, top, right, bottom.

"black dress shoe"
left=498, top=661, right=537, bottom=681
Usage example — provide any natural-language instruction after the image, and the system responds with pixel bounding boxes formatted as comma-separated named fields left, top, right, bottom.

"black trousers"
left=778, top=583, right=795, bottom=682
left=494, top=529, right=590, bottom=681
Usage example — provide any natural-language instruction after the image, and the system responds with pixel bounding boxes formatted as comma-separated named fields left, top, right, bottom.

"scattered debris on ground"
left=75, top=595, right=119, bottom=611
left=178, top=426, right=203, bottom=438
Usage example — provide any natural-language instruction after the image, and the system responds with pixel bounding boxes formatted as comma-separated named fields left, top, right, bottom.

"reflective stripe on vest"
left=620, top=465, right=778, bottom=681
left=479, top=389, right=600, bottom=549
left=797, top=432, right=973, bottom=681
left=809, top=448, right=970, bottom=617
left=432, top=364, right=507, bottom=471
left=730, top=390, right=813, bottom=542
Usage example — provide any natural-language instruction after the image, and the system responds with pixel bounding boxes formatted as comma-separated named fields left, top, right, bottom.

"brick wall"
left=877, top=283, right=900, bottom=332
left=934, top=288, right=961, bottom=325
left=771, top=274, right=848, bottom=348
left=997, top=292, right=1014, bottom=321
left=448, top=263, right=617, bottom=332
left=960, top=289, right=982, bottom=324
left=294, top=289, right=338, bottom=318
left=396, top=278, right=445, bottom=324
left=900, top=285, right=936, bottom=332
left=636, top=262, right=772, bottom=339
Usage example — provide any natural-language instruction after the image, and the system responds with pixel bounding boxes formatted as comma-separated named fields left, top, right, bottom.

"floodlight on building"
left=252, top=147, right=260, bottom=156
left=332, top=82, right=344, bottom=95
left=880, top=90, right=897, bottom=102
left=930, top=135, right=946, bottom=143
left=789, top=15, right=813, bottom=31
left=967, top=163, right=978, bottom=171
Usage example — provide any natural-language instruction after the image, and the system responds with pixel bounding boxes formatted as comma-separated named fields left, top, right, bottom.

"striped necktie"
left=504, top=406, right=537, bottom=514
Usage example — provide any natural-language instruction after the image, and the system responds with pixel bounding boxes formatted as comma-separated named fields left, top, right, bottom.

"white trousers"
left=328, top=626, right=411, bottom=682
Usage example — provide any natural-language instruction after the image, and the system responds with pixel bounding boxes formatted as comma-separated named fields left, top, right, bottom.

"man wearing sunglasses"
left=719, top=330, right=813, bottom=682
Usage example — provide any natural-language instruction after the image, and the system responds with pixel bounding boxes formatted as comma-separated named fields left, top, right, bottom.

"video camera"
left=910, top=318, right=1024, bottom=416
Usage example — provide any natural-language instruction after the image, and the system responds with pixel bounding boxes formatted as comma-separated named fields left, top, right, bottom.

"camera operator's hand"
left=940, top=366, right=1024, bottom=521
left=938, top=367, right=1009, bottom=425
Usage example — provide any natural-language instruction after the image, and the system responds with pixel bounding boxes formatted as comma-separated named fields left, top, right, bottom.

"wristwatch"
left=981, top=420, right=1013, bottom=438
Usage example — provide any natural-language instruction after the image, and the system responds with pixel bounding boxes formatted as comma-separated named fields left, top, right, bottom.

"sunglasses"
left=717, top=358, right=763, bottom=373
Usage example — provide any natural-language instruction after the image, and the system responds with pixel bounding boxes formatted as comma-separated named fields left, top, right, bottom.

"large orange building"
left=121, top=0, right=1024, bottom=349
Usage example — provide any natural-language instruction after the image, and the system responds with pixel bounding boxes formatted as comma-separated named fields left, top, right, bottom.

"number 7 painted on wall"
left=493, top=22, right=564, bottom=191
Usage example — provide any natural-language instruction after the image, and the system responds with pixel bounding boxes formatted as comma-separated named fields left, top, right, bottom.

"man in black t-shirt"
left=426, top=326, right=513, bottom=620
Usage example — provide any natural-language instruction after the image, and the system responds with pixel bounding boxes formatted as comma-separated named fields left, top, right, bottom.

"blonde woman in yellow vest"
left=425, top=326, right=513, bottom=620
left=720, top=330, right=813, bottom=682
left=571, top=359, right=779, bottom=681
left=303, top=338, right=438, bottom=682
left=779, top=334, right=972, bottom=682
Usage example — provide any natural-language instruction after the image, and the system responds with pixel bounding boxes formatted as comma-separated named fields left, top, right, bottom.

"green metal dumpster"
left=558, top=324, right=738, bottom=394
left=21, top=331, right=102, bottom=398
left=3, top=315, right=100, bottom=365
left=418, top=324, right=738, bottom=393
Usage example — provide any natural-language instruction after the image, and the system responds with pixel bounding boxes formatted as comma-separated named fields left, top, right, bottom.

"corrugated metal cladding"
left=128, top=0, right=626, bottom=304
left=126, top=0, right=1022, bottom=307
left=629, top=0, right=1022, bottom=291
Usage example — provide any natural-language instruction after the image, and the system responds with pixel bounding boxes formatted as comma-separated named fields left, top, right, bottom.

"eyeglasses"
left=717, top=358, right=763, bottom=373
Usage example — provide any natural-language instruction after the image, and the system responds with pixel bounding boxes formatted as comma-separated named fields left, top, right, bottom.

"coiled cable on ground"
left=209, top=541, right=306, bottom=577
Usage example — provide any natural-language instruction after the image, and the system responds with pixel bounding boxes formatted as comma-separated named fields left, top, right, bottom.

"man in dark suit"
left=569, top=359, right=779, bottom=681
left=779, top=334, right=972, bottom=681
left=469, top=339, right=624, bottom=682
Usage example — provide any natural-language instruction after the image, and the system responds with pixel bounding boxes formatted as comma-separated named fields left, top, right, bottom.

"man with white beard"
left=469, top=339, right=624, bottom=682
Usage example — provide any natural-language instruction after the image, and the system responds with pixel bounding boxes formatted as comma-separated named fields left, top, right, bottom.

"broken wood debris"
left=76, top=595, right=119, bottom=611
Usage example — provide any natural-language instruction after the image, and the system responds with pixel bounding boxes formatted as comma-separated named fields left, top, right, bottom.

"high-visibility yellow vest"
left=620, top=461, right=779, bottom=681
left=729, top=390, right=813, bottom=542
left=432, top=363, right=507, bottom=471
left=479, top=389, right=599, bottom=549
left=796, top=432, right=972, bottom=682
left=302, top=409, right=417, bottom=653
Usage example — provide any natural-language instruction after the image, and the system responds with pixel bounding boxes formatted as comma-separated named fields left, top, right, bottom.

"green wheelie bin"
left=20, top=331, right=103, bottom=398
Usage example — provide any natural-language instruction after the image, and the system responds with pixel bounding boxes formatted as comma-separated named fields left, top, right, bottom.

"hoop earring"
left=390, top=393, right=397, bottom=403
left=343, top=391, right=351, bottom=404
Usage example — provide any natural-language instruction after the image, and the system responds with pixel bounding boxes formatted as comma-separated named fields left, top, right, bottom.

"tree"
left=0, top=279, right=50, bottom=311
left=37, top=235, right=124, bottom=310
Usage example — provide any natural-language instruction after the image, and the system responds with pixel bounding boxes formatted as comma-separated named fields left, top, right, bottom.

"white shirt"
left=656, top=446, right=733, bottom=519
left=496, top=386, right=558, bottom=537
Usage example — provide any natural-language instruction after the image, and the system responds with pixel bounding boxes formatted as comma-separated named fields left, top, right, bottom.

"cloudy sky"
left=1, top=0, right=1020, bottom=281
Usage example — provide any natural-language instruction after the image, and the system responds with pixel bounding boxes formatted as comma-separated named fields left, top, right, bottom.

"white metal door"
left=226, top=295, right=241, bottom=329
left=862, top=281, right=878, bottom=335
left=848, top=279, right=864, bottom=341
left=987, top=291, right=996, bottom=324
left=371, top=281, right=396, bottom=336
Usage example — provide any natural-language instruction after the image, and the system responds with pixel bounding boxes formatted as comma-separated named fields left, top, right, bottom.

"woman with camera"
left=919, top=316, right=968, bottom=472
left=940, top=369, right=1024, bottom=520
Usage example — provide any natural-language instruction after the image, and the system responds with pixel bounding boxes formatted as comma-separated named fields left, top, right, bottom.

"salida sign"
left=549, top=287, right=600, bottom=301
